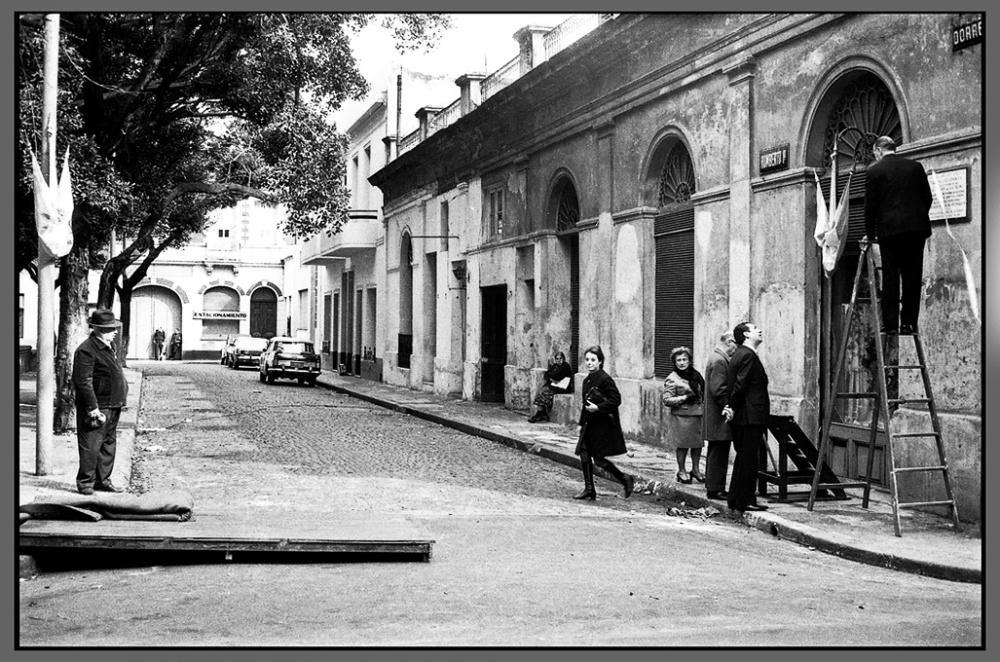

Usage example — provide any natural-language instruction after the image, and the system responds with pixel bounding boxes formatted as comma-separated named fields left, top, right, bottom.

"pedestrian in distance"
left=528, top=350, right=573, bottom=423
left=721, top=322, right=770, bottom=513
left=862, top=135, right=934, bottom=335
left=702, top=331, right=737, bottom=500
left=152, top=326, right=166, bottom=360
left=661, top=346, right=705, bottom=485
left=169, top=328, right=182, bottom=360
left=573, top=345, right=635, bottom=501
left=71, top=309, right=129, bottom=495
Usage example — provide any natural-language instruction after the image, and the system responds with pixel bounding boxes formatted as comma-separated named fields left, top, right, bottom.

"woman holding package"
left=662, top=346, right=706, bottom=484
left=573, top=345, right=635, bottom=500
left=528, top=351, right=573, bottom=423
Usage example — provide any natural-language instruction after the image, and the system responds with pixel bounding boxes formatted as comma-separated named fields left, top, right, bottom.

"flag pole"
left=36, top=14, right=60, bottom=475
left=820, top=133, right=839, bottom=449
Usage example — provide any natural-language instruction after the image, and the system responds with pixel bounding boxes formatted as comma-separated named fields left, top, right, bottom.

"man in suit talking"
left=721, top=322, right=770, bottom=513
left=862, top=136, right=933, bottom=335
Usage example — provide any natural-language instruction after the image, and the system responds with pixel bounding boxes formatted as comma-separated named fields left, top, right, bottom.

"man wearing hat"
left=71, top=309, right=129, bottom=495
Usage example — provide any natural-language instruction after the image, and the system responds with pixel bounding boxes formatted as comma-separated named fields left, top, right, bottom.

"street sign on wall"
left=952, top=18, right=983, bottom=52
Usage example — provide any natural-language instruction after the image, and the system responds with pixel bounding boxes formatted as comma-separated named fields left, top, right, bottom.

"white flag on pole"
left=813, top=170, right=852, bottom=277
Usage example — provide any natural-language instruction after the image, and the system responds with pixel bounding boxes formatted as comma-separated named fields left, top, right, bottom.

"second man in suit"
left=721, top=322, right=770, bottom=513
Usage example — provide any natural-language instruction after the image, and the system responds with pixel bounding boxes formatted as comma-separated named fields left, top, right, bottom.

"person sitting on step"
left=528, top=351, right=574, bottom=423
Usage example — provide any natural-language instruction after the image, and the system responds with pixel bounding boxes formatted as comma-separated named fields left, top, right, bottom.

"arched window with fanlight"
left=650, top=138, right=696, bottom=379
left=546, top=175, right=582, bottom=370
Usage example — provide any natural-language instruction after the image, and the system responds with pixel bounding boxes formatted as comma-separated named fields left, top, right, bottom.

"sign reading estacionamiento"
left=193, top=311, right=247, bottom=320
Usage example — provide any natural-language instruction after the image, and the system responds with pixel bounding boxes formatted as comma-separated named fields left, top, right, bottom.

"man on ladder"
left=862, top=135, right=934, bottom=336
left=812, top=134, right=960, bottom=536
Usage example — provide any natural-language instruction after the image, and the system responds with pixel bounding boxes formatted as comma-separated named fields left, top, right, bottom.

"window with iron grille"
left=654, top=142, right=696, bottom=378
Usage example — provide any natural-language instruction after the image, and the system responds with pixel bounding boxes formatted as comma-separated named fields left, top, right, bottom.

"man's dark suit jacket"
left=864, top=153, right=933, bottom=240
left=72, top=334, right=128, bottom=412
left=726, top=345, right=770, bottom=426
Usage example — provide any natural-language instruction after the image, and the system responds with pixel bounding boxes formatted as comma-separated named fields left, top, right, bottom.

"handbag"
left=586, top=386, right=606, bottom=405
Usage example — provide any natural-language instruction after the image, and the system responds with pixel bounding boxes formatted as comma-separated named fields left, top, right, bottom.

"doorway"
left=250, top=287, right=277, bottom=339
left=480, top=285, right=507, bottom=403
left=128, top=286, right=182, bottom=360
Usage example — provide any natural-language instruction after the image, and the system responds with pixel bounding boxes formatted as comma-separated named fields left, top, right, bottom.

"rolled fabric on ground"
left=19, top=490, right=194, bottom=522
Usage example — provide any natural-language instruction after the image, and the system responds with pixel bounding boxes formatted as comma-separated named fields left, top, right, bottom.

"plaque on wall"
left=759, top=143, right=789, bottom=175
left=927, top=167, right=969, bottom=223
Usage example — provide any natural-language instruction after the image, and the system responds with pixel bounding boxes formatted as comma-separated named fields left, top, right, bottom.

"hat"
left=89, top=309, right=121, bottom=328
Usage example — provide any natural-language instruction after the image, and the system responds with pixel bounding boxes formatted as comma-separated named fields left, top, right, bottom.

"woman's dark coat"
left=575, top=368, right=627, bottom=458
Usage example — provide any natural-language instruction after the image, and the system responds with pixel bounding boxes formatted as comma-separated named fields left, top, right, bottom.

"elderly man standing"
left=722, top=322, right=770, bottom=513
left=702, top=331, right=737, bottom=500
left=72, top=309, right=129, bottom=495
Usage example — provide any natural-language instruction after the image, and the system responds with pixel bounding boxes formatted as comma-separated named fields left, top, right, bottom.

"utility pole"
left=36, top=14, right=60, bottom=475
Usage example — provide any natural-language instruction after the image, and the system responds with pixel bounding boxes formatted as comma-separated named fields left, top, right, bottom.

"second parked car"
left=259, top=336, right=321, bottom=386
left=222, top=334, right=269, bottom=369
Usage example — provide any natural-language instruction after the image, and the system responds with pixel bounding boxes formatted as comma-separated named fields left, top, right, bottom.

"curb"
left=318, top=378, right=981, bottom=585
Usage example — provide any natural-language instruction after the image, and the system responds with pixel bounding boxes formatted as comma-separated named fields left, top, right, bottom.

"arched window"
left=649, top=137, right=696, bottom=378
left=202, top=286, right=240, bottom=338
left=657, top=142, right=696, bottom=207
left=554, top=179, right=580, bottom=231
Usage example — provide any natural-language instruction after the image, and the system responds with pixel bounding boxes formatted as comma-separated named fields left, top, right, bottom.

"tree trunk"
left=54, top=240, right=92, bottom=433
left=117, top=285, right=133, bottom=367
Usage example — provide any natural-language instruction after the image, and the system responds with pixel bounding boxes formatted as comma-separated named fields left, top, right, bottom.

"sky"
left=331, top=13, right=578, bottom=130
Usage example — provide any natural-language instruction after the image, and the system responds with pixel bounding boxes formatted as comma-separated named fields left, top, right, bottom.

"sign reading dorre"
left=952, top=18, right=983, bottom=52
left=193, top=311, right=247, bottom=320
left=759, top=144, right=789, bottom=175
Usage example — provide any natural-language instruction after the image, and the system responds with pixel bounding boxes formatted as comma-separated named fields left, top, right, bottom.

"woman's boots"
left=573, top=457, right=596, bottom=500
left=596, top=459, right=635, bottom=499
left=574, top=458, right=635, bottom=500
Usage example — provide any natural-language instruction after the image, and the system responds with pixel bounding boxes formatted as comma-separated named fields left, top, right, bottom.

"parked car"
left=222, top=334, right=269, bottom=369
left=259, top=336, right=321, bottom=385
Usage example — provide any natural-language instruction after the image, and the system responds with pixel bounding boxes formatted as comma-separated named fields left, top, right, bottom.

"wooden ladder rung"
left=898, top=500, right=955, bottom=509
left=814, top=481, right=868, bottom=490
left=835, top=392, right=877, bottom=399
left=883, top=364, right=923, bottom=370
left=888, top=398, right=931, bottom=405
left=893, top=432, right=940, bottom=439
left=893, top=465, right=947, bottom=474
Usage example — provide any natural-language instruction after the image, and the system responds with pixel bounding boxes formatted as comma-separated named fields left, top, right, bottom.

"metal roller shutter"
left=654, top=207, right=695, bottom=378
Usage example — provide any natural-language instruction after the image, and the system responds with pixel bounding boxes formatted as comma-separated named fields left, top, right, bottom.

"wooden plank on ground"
left=19, top=512, right=434, bottom=561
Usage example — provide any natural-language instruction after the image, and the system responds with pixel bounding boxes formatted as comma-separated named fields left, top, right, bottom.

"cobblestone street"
left=19, top=363, right=982, bottom=647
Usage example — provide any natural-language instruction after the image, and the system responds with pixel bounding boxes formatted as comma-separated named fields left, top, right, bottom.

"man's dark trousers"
left=76, top=407, right=121, bottom=491
left=879, top=232, right=927, bottom=330
left=705, top=439, right=732, bottom=494
left=727, top=423, right=764, bottom=511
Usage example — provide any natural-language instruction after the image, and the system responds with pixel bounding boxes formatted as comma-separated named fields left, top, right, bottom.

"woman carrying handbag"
left=661, top=346, right=706, bottom=484
left=573, top=345, right=635, bottom=500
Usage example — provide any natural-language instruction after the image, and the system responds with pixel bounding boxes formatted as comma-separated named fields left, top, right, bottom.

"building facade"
left=365, top=14, right=982, bottom=521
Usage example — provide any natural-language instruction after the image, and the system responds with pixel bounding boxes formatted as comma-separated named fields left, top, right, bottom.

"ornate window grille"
left=657, top=143, right=695, bottom=207
left=823, top=73, right=902, bottom=167
left=556, top=181, right=580, bottom=231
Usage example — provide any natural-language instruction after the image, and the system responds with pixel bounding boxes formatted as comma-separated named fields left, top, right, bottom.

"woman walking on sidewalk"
left=573, top=345, right=634, bottom=500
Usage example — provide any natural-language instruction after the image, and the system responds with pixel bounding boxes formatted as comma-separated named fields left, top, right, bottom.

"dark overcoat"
left=864, top=153, right=933, bottom=240
left=701, top=347, right=732, bottom=441
left=726, top=345, right=770, bottom=426
left=575, top=369, right=627, bottom=458
left=72, top=334, right=128, bottom=412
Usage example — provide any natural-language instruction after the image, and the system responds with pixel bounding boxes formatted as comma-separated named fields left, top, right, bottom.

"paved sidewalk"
left=312, top=372, right=982, bottom=584
left=18, top=366, right=981, bottom=584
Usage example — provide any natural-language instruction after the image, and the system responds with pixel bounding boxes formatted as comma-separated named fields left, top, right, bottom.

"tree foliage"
left=16, top=11, right=451, bottom=429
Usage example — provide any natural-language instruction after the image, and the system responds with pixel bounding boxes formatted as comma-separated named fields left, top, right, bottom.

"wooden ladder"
left=809, top=244, right=961, bottom=536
